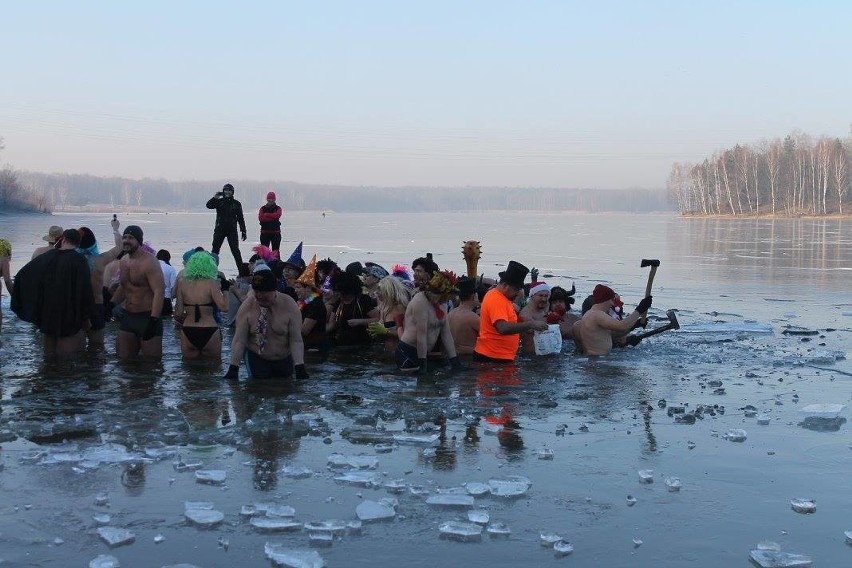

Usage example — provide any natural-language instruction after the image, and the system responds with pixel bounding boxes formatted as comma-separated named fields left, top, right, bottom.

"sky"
left=1, top=1, right=851, bottom=189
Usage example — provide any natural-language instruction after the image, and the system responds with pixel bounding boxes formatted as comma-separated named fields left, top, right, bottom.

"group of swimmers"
left=0, top=212, right=654, bottom=379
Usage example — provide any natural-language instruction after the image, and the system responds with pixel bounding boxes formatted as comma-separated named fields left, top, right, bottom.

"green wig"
left=183, top=252, right=219, bottom=280
left=0, top=239, right=11, bottom=258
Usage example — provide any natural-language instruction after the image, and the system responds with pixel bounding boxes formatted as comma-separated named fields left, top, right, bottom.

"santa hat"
left=592, top=284, right=616, bottom=304
left=528, top=281, right=550, bottom=297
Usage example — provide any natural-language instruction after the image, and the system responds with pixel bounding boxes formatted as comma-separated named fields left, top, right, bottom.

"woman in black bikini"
left=174, top=251, right=228, bottom=359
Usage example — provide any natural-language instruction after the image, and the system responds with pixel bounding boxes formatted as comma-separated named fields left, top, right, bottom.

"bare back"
left=447, top=304, right=479, bottom=355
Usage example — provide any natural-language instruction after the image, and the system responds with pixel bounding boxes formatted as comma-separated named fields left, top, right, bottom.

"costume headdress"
left=297, top=255, right=319, bottom=289
left=184, top=251, right=219, bottom=280
left=426, top=272, right=457, bottom=295
left=283, top=241, right=305, bottom=272
left=252, top=244, right=278, bottom=263
left=391, top=264, right=411, bottom=281
left=0, top=239, right=11, bottom=257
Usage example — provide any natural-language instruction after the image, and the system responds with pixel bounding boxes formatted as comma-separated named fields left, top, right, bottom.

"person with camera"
left=206, top=183, right=247, bottom=276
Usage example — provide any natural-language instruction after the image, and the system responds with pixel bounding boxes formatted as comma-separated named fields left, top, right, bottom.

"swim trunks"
left=119, top=310, right=163, bottom=340
left=244, top=350, right=294, bottom=379
left=394, top=340, right=420, bottom=370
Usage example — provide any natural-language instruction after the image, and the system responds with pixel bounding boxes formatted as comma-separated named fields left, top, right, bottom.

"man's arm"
left=596, top=310, right=642, bottom=333
left=228, top=302, right=251, bottom=366
left=206, top=196, right=221, bottom=209
left=494, top=318, right=547, bottom=335
left=236, top=202, right=247, bottom=236
left=287, top=303, right=305, bottom=366
left=146, top=257, right=165, bottom=318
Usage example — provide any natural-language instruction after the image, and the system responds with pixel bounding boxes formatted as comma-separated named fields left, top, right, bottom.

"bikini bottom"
left=182, top=326, right=220, bottom=351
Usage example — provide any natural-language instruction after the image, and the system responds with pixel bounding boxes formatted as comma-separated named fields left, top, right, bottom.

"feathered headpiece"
left=391, top=264, right=411, bottom=281
left=439, top=269, right=459, bottom=287
left=252, top=244, right=278, bottom=263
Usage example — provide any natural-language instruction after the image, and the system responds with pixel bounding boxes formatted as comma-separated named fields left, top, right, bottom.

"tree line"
left=667, top=130, right=850, bottom=216
left=12, top=172, right=670, bottom=214
left=0, top=138, right=50, bottom=212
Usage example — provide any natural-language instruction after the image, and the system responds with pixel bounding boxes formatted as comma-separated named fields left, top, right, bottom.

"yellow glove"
left=367, top=321, right=389, bottom=337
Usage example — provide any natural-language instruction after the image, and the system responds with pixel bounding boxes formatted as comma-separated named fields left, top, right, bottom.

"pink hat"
left=266, top=191, right=276, bottom=200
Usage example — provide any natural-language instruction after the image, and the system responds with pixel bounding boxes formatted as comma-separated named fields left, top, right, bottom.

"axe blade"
left=666, top=310, right=680, bottom=330
left=641, top=259, right=660, bottom=268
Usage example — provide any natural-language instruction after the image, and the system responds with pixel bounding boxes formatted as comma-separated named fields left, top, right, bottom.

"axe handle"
left=634, top=322, right=673, bottom=341
left=639, top=265, right=657, bottom=326
left=644, top=265, right=657, bottom=298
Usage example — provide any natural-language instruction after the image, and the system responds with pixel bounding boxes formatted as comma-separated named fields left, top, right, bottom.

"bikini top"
left=184, top=302, right=215, bottom=323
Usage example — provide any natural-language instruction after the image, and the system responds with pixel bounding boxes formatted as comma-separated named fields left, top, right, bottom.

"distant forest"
left=667, top=130, right=850, bottom=217
left=0, top=138, right=49, bottom=212
left=11, top=172, right=670, bottom=214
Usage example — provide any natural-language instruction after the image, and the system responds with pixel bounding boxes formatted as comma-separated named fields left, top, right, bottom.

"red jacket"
left=258, top=204, right=282, bottom=234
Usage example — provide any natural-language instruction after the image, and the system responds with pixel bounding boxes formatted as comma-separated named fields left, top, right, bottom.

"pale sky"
left=1, top=1, right=850, bottom=189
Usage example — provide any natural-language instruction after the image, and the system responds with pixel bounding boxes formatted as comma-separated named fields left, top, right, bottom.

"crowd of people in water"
left=0, top=183, right=654, bottom=379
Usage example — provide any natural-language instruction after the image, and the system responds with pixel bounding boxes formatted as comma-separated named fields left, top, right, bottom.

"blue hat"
left=283, top=241, right=305, bottom=272
left=182, top=246, right=204, bottom=264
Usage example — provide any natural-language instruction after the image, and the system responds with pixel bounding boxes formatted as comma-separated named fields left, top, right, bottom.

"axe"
left=632, top=310, right=679, bottom=341
left=639, top=258, right=660, bottom=327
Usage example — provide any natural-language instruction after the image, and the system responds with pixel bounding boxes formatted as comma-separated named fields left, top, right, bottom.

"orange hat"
left=296, top=255, right=318, bottom=289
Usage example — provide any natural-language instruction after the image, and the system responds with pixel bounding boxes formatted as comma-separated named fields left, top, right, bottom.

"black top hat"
left=498, top=260, right=529, bottom=289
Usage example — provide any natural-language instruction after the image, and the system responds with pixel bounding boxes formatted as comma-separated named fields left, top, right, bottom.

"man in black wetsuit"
left=206, top=183, right=247, bottom=276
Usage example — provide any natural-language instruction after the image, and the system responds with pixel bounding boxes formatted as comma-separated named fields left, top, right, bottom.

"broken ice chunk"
left=790, top=499, right=816, bottom=514
left=722, top=429, right=747, bottom=442
left=438, top=521, right=483, bottom=542
left=263, top=544, right=325, bottom=568
left=748, top=549, right=812, bottom=568
left=97, top=527, right=135, bottom=548
left=355, top=500, right=396, bottom=522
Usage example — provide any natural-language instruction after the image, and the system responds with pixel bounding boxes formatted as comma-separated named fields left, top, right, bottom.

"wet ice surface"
left=1, top=216, right=852, bottom=566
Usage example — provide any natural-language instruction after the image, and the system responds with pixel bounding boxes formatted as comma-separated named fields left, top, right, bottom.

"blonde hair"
left=377, top=276, right=410, bottom=320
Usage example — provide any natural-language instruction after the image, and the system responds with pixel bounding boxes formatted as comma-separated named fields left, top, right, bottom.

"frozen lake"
left=0, top=211, right=850, bottom=567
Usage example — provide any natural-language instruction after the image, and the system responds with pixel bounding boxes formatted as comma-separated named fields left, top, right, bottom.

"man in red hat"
left=258, top=191, right=282, bottom=252
left=572, top=284, right=652, bottom=356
